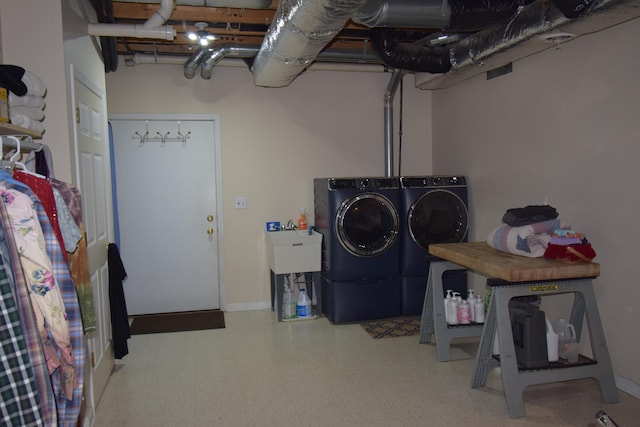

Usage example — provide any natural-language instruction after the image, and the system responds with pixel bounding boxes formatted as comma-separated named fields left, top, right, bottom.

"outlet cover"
left=234, top=197, right=247, bottom=209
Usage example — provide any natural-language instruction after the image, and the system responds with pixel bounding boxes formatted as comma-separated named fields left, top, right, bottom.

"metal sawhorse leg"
left=419, top=261, right=484, bottom=361
left=270, top=270, right=322, bottom=321
left=471, top=278, right=619, bottom=418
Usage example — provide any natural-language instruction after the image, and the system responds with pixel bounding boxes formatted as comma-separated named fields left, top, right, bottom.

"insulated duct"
left=368, top=0, right=615, bottom=74
left=200, top=45, right=259, bottom=79
left=415, top=0, right=640, bottom=89
left=251, top=0, right=369, bottom=87
left=353, top=0, right=528, bottom=31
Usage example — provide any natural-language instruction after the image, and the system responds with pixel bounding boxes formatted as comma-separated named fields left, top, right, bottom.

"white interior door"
left=109, top=115, right=221, bottom=315
left=71, top=66, right=114, bottom=417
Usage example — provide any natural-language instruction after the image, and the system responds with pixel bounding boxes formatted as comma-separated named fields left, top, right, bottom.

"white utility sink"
left=265, top=229, right=322, bottom=274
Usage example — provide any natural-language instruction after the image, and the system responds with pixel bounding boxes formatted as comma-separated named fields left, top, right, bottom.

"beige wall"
left=0, top=0, right=76, bottom=182
left=432, top=17, right=640, bottom=390
left=106, top=65, right=432, bottom=310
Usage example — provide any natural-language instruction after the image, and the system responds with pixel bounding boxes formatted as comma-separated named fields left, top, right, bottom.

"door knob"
left=207, top=228, right=214, bottom=235
left=207, top=215, right=214, bottom=222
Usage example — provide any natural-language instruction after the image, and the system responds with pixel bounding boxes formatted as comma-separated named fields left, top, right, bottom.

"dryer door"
left=335, top=193, right=399, bottom=257
left=409, top=189, right=468, bottom=249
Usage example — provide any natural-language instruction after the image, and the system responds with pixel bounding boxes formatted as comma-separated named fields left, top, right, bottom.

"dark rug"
left=129, top=310, right=225, bottom=335
left=360, top=316, right=421, bottom=339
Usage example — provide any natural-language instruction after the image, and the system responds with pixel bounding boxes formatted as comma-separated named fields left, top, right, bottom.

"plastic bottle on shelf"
left=448, top=292, right=461, bottom=325
left=458, top=298, right=471, bottom=324
left=296, top=288, right=312, bottom=318
left=282, top=286, right=297, bottom=319
left=467, top=290, right=477, bottom=322
left=444, top=289, right=453, bottom=323
left=474, top=294, right=485, bottom=323
left=297, top=208, right=308, bottom=231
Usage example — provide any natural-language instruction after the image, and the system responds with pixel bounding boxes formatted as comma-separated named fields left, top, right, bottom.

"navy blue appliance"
left=399, top=176, right=469, bottom=315
left=314, top=177, right=401, bottom=323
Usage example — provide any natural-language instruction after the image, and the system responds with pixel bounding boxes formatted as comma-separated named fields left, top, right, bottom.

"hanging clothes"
left=108, top=243, right=130, bottom=359
left=0, top=171, right=85, bottom=427
left=51, top=178, right=96, bottom=333
left=0, top=199, right=57, bottom=425
left=0, top=254, right=45, bottom=426
left=0, top=184, right=77, bottom=399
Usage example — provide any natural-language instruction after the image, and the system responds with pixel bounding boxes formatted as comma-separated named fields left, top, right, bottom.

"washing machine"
left=399, top=175, right=469, bottom=315
left=314, top=177, right=401, bottom=323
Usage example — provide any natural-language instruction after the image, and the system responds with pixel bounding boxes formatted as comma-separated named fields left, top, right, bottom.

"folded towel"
left=8, top=92, right=45, bottom=109
left=486, top=219, right=570, bottom=258
left=22, top=70, right=47, bottom=97
left=10, top=114, right=45, bottom=133
left=10, top=106, right=44, bottom=121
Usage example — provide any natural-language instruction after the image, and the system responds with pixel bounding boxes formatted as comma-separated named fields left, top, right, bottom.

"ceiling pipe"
left=200, top=45, right=259, bottom=79
left=114, top=0, right=272, bottom=8
left=251, top=0, right=370, bottom=87
left=383, top=69, right=403, bottom=177
left=184, top=47, right=210, bottom=79
left=127, top=52, right=389, bottom=72
left=194, top=45, right=381, bottom=79
left=88, top=0, right=177, bottom=40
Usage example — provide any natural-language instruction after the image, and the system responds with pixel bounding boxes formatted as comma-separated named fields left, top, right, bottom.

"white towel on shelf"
left=9, top=92, right=45, bottom=109
left=10, top=106, right=44, bottom=121
left=10, top=113, right=45, bottom=133
left=21, top=70, right=47, bottom=97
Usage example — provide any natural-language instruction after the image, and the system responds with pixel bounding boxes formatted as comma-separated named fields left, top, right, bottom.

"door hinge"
left=91, top=351, right=95, bottom=368
left=76, top=107, right=80, bottom=123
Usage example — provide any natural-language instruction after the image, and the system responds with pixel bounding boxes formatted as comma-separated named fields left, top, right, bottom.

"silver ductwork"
left=185, top=44, right=381, bottom=79
left=416, top=0, right=640, bottom=89
left=251, top=0, right=369, bottom=87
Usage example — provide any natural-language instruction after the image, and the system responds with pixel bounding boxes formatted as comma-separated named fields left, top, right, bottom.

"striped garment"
left=0, top=257, right=44, bottom=426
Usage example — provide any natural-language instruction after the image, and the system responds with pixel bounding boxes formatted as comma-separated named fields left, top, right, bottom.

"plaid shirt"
left=0, top=255, right=44, bottom=426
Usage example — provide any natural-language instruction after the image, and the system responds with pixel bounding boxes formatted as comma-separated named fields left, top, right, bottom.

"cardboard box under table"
left=420, top=242, right=618, bottom=419
left=265, top=230, right=322, bottom=321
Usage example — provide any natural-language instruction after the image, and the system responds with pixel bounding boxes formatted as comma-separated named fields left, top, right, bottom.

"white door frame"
left=108, top=113, right=226, bottom=311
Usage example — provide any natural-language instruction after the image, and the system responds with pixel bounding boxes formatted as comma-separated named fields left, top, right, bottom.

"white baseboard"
left=224, top=301, right=271, bottom=312
left=616, top=374, right=640, bottom=399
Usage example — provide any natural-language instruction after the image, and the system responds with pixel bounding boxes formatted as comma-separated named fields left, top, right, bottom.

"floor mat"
left=129, top=310, right=225, bottom=335
left=360, top=316, right=421, bottom=339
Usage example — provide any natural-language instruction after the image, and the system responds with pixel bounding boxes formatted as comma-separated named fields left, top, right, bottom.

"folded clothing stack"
left=486, top=204, right=596, bottom=262
left=0, top=65, right=46, bottom=134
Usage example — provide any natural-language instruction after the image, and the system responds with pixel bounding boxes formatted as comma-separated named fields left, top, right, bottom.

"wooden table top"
left=429, top=242, right=600, bottom=282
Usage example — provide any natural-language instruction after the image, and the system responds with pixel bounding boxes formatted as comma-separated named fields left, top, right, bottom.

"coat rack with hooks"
left=133, top=120, right=191, bottom=147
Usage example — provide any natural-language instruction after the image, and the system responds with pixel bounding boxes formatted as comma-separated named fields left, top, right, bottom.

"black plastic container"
left=509, top=300, right=548, bottom=369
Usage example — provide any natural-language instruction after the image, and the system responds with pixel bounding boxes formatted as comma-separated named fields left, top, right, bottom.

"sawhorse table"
left=426, top=242, right=619, bottom=418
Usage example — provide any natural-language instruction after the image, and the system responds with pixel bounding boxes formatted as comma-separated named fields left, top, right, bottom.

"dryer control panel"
left=401, top=176, right=466, bottom=188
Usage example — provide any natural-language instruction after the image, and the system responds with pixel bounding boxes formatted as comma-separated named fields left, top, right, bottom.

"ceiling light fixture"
left=186, top=22, right=217, bottom=47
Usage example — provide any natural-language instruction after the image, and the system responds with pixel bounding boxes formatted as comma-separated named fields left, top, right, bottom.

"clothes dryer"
left=314, top=177, right=400, bottom=281
left=399, top=176, right=469, bottom=315
left=314, top=177, right=401, bottom=323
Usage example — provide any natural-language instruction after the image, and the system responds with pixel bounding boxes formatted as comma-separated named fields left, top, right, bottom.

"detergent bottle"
left=297, top=208, right=308, bottom=231
left=296, top=288, right=312, bottom=318
left=545, top=317, right=559, bottom=362
left=444, top=290, right=453, bottom=323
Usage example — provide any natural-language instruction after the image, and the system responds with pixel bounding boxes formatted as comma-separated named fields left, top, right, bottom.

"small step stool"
left=419, top=261, right=484, bottom=362
left=472, top=277, right=619, bottom=418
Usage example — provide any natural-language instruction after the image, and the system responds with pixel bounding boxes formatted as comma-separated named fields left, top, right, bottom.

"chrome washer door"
left=335, top=193, right=399, bottom=257
left=408, top=189, right=468, bottom=249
